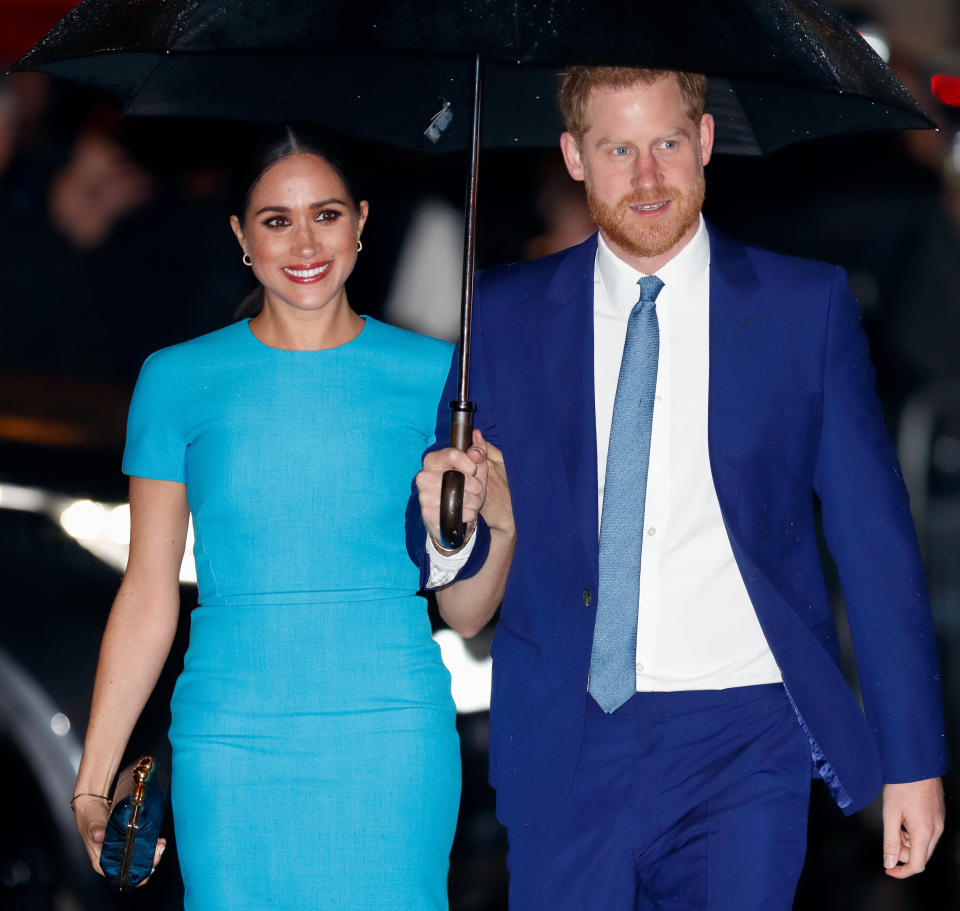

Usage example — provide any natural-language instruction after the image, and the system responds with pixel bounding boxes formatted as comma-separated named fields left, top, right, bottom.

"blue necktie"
left=588, top=275, right=664, bottom=713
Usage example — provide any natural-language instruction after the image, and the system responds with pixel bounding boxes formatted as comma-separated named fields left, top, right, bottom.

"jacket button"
left=582, top=589, right=592, bottom=606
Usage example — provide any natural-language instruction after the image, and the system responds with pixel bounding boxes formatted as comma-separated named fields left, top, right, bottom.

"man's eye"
left=612, top=147, right=629, bottom=156
left=660, top=140, right=677, bottom=150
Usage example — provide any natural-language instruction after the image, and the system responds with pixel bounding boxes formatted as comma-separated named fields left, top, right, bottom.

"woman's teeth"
left=283, top=264, right=329, bottom=278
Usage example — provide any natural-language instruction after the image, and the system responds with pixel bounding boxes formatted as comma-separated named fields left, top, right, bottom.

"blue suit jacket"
left=407, top=229, right=947, bottom=836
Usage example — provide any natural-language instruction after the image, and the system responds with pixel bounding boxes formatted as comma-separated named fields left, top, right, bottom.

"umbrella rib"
left=167, top=0, right=205, bottom=52
left=131, top=53, right=174, bottom=112
left=512, top=0, right=522, bottom=60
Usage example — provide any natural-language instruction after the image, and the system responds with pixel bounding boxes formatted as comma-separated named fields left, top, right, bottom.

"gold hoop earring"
left=356, top=240, right=363, bottom=253
left=242, top=253, right=252, bottom=266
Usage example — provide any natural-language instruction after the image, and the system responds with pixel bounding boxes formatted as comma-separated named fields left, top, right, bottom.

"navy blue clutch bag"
left=100, top=757, right=165, bottom=891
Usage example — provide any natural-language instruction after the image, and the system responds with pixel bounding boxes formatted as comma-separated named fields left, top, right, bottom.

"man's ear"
left=699, top=113, right=715, bottom=168
left=560, top=132, right=585, bottom=182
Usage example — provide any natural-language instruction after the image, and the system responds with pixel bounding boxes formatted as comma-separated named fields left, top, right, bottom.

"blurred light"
left=50, top=713, right=71, bottom=736
left=180, top=519, right=197, bottom=584
left=106, top=503, right=131, bottom=545
left=931, top=74, right=960, bottom=107
left=59, top=499, right=106, bottom=541
left=858, top=26, right=889, bottom=62
left=4, top=860, right=31, bottom=887
left=946, top=130, right=960, bottom=186
left=0, top=483, right=49, bottom=513
left=0, top=482, right=198, bottom=583
left=433, top=628, right=492, bottom=713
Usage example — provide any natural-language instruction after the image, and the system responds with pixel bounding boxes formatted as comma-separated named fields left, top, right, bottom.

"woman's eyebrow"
left=254, top=198, right=349, bottom=217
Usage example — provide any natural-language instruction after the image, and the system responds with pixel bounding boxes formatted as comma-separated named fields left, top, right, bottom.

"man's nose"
left=631, top=153, right=662, bottom=190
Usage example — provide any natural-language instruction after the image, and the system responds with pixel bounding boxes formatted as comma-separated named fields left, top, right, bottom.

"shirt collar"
left=596, top=214, right=710, bottom=316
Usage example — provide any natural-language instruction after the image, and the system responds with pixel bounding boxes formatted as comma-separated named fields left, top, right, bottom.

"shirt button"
left=655, top=394, right=663, bottom=403
left=647, top=526, right=657, bottom=536
left=582, top=589, right=592, bottom=606
left=636, top=662, right=645, bottom=672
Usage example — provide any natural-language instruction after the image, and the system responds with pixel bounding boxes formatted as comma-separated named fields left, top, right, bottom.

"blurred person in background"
left=0, top=78, right=252, bottom=383
left=46, top=121, right=153, bottom=251
left=522, top=155, right=595, bottom=261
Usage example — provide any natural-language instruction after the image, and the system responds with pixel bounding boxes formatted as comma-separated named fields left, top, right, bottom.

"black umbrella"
left=14, top=0, right=932, bottom=154
left=14, top=0, right=932, bottom=545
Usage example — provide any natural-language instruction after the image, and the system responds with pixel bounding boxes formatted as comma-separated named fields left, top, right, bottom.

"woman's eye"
left=263, top=216, right=289, bottom=228
left=316, top=210, right=341, bottom=223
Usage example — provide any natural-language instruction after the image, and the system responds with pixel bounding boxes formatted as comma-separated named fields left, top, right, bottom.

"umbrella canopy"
left=15, top=0, right=932, bottom=155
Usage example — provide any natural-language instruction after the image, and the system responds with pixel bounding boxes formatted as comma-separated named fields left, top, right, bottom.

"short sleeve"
left=121, top=350, right=189, bottom=482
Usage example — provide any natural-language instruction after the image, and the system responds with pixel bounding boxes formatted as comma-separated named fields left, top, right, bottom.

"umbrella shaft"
left=440, top=54, right=481, bottom=550
left=455, top=52, right=482, bottom=407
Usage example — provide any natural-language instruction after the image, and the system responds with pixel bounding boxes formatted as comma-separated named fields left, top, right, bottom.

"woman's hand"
left=73, top=793, right=111, bottom=873
left=73, top=794, right=168, bottom=882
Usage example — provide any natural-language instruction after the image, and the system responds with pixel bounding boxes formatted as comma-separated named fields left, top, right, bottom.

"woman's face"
left=231, top=153, right=368, bottom=316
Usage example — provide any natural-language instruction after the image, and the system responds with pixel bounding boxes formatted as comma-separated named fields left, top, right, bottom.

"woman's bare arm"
left=72, top=476, right=188, bottom=872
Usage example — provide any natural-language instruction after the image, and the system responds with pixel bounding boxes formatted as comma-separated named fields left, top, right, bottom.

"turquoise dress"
left=123, top=317, right=460, bottom=910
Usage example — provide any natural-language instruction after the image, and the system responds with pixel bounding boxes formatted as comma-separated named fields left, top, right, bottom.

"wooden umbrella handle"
left=439, top=402, right=475, bottom=549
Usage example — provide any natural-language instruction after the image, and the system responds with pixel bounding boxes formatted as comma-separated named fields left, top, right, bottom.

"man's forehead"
left=582, top=79, right=693, bottom=136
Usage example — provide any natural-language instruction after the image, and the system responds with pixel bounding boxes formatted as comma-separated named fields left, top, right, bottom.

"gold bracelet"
left=70, top=792, right=112, bottom=811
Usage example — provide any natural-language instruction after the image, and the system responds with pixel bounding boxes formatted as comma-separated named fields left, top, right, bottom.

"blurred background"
left=1, top=0, right=960, bottom=908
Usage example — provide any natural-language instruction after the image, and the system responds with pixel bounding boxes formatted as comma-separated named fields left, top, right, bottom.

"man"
left=409, top=67, right=946, bottom=909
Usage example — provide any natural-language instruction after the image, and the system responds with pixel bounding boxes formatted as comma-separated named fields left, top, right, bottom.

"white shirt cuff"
left=425, top=531, right=477, bottom=589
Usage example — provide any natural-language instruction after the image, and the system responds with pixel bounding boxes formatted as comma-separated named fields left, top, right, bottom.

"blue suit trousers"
left=506, top=684, right=812, bottom=910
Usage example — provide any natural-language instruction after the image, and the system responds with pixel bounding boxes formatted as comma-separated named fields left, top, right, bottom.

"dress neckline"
left=243, top=316, right=371, bottom=353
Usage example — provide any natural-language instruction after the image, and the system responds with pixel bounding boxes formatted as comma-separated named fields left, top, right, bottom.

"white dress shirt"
left=429, top=218, right=782, bottom=691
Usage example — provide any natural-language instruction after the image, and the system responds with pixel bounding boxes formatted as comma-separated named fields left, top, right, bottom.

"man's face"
left=560, top=74, right=714, bottom=272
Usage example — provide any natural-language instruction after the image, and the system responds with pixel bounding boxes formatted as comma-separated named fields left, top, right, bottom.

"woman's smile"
left=282, top=261, right=331, bottom=283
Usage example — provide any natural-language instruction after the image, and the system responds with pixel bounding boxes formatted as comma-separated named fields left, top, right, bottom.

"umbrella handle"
left=438, top=401, right=475, bottom=549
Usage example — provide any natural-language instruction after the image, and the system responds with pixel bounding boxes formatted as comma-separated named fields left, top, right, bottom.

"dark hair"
left=232, top=127, right=361, bottom=320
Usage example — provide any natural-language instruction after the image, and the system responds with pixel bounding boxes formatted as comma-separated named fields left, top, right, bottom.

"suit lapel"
left=707, top=227, right=763, bottom=528
left=534, top=235, right=600, bottom=576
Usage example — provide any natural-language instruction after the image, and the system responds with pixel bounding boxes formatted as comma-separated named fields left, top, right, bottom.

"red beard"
left=587, top=176, right=705, bottom=261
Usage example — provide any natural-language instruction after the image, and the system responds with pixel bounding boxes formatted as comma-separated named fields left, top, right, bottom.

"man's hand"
left=479, top=434, right=514, bottom=536
left=417, top=429, right=490, bottom=550
left=881, top=777, right=945, bottom=878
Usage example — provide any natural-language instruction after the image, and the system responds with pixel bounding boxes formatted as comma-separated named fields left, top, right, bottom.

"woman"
left=71, top=130, right=461, bottom=910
